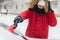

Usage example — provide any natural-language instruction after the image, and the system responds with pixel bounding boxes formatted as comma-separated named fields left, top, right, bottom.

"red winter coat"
left=18, top=9, right=57, bottom=39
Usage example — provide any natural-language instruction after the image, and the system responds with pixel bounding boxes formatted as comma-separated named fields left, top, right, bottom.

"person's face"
left=38, top=5, right=45, bottom=9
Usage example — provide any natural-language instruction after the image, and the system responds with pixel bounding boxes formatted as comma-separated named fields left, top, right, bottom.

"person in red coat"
left=8, top=0, right=57, bottom=39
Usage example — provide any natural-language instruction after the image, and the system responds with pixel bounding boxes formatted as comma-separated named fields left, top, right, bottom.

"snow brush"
left=0, top=22, right=28, bottom=40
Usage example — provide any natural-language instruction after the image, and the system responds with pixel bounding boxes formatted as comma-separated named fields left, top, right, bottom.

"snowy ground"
left=0, top=14, right=60, bottom=40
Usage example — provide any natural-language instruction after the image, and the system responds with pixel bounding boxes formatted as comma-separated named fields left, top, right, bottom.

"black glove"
left=13, top=23, right=18, bottom=29
left=14, top=16, right=23, bottom=23
left=13, top=16, right=23, bottom=29
left=48, top=1, right=53, bottom=12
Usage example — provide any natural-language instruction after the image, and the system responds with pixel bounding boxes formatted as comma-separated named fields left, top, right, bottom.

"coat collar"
left=29, top=5, right=45, bottom=15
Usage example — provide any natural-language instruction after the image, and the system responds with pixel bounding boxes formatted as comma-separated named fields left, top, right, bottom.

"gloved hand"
left=8, top=16, right=23, bottom=32
left=48, top=1, right=53, bottom=12
left=14, top=16, right=23, bottom=23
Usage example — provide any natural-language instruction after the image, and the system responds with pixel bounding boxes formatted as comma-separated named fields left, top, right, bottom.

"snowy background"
left=0, top=0, right=60, bottom=40
left=0, top=14, right=60, bottom=40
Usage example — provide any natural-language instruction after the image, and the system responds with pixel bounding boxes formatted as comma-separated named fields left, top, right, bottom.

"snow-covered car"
left=0, top=27, right=24, bottom=40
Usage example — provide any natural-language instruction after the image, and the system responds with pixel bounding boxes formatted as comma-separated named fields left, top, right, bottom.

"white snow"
left=0, top=27, right=24, bottom=40
left=0, top=14, right=60, bottom=40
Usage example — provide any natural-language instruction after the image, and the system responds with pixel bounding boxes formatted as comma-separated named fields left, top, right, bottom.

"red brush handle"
left=8, top=25, right=14, bottom=32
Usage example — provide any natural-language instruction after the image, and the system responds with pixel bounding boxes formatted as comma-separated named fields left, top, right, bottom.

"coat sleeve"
left=18, top=10, right=31, bottom=20
left=47, top=11, right=57, bottom=27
